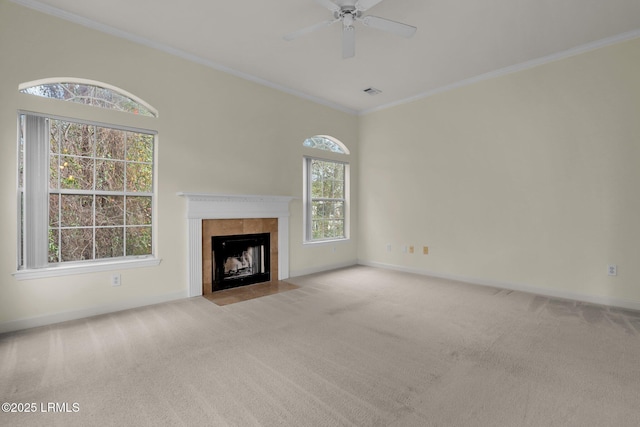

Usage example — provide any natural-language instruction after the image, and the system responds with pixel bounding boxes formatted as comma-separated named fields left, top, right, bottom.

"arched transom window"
left=303, top=135, right=350, bottom=154
left=19, top=78, right=157, bottom=117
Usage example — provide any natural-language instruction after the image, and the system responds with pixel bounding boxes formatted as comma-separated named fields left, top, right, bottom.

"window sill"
left=303, top=238, right=349, bottom=246
left=12, top=257, right=162, bottom=281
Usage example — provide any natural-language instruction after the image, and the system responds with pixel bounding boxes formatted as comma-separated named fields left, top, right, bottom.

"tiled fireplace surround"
left=178, top=193, right=294, bottom=297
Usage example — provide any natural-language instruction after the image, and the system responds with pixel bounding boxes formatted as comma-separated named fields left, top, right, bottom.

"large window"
left=303, top=136, right=349, bottom=243
left=16, top=79, right=158, bottom=278
left=18, top=114, right=156, bottom=273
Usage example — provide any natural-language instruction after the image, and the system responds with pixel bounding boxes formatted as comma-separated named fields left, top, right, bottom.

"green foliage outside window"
left=47, top=119, right=154, bottom=263
left=309, top=159, right=346, bottom=240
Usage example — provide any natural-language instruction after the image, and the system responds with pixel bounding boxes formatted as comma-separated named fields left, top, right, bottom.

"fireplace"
left=178, top=193, right=294, bottom=297
left=202, top=218, right=278, bottom=294
left=212, top=233, right=270, bottom=291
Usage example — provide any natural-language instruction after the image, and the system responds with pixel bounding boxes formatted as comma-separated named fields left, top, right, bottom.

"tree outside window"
left=19, top=115, right=155, bottom=269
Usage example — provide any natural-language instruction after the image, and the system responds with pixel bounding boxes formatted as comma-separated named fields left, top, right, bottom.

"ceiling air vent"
left=363, top=87, right=382, bottom=96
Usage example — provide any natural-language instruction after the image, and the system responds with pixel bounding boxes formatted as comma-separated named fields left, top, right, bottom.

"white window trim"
left=303, top=156, right=350, bottom=244
left=15, top=111, right=160, bottom=279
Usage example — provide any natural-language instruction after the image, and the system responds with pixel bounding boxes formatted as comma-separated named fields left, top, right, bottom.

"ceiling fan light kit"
left=284, top=0, right=417, bottom=59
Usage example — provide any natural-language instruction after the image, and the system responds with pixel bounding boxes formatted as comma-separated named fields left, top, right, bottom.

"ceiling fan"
left=284, top=0, right=417, bottom=59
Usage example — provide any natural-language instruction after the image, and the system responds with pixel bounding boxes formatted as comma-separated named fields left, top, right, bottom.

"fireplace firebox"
left=212, top=233, right=270, bottom=291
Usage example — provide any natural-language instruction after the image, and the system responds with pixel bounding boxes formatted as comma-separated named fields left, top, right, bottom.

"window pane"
left=126, top=227, right=152, bottom=256
left=60, top=122, right=94, bottom=157
left=322, top=180, right=333, bottom=198
left=311, top=178, right=323, bottom=198
left=312, top=200, right=343, bottom=220
left=96, top=196, right=124, bottom=226
left=126, top=163, right=153, bottom=192
left=96, top=127, right=125, bottom=160
left=60, top=228, right=93, bottom=262
left=327, top=220, right=344, bottom=238
left=323, top=163, right=336, bottom=180
left=312, top=200, right=325, bottom=219
left=96, top=227, right=124, bottom=259
left=49, top=194, right=60, bottom=227
left=329, top=201, right=344, bottom=219
left=60, top=156, right=93, bottom=190
left=331, top=180, right=344, bottom=198
left=49, top=155, right=60, bottom=189
left=49, top=120, right=59, bottom=154
left=60, top=195, right=93, bottom=227
left=311, top=159, right=322, bottom=178
left=126, top=196, right=152, bottom=225
left=312, top=220, right=324, bottom=239
left=126, top=132, right=153, bottom=163
left=48, top=228, right=59, bottom=263
left=95, top=159, right=124, bottom=191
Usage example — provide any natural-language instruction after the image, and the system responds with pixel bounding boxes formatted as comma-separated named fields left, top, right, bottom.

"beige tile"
left=203, top=281, right=299, bottom=306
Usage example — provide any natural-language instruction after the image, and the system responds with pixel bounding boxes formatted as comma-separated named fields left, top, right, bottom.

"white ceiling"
left=15, top=0, right=640, bottom=114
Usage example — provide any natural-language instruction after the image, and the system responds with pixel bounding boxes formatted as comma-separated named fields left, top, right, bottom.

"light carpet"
left=1, top=265, right=640, bottom=426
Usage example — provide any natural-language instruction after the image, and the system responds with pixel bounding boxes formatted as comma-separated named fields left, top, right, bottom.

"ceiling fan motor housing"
left=335, top=6, right=361, bottom=27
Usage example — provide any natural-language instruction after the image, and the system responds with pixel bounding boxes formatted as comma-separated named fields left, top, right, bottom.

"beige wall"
left=0, top=1, right=358, bottom=330
left=358, top=37, right=640, bottom=305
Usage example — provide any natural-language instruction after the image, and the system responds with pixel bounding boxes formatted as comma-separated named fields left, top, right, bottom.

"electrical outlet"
left=402, top=245, right=407, bottom=253
left=409, top=246, right=414, bottom=254
left=423, top=246, right=429, bottom=255
left=111, top=273, right=121, bottom=286
left=386, top=243, right=392, bottom=252
left=608, top=265, right=617, bottom=276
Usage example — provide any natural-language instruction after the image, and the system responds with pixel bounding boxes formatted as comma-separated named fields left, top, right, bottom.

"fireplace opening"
left=212, top=233, right=270, bottom=291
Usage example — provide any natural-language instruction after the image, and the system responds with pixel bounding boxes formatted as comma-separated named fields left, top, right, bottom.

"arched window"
left=303, top=136, right=350, bottom=242
left=303, top=135, right=350, bottom=154
left=19, top=78, right=157, bottom=117
left=16, top=79, right=159, bottom=279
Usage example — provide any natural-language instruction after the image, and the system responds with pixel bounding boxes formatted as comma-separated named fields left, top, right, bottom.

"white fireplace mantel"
left=178, top=192, right=294, bottom=297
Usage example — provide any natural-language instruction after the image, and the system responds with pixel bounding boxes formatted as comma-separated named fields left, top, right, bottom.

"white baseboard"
left=289, top=260, right=358, bottom=278
left=358, top=260, right=640, bottom=312
left=0, top=290, right=189, bottom=334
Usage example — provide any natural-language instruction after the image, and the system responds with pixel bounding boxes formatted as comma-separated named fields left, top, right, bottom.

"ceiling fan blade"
left=360, top=15, right=417, bottom=38
left=355, top=0, right=385, bottom=12
left=283, top=19, right=337, bottom=41
left=313, top=0, right=341, bottom=13
left=342, top=26, right=355, bottom=58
